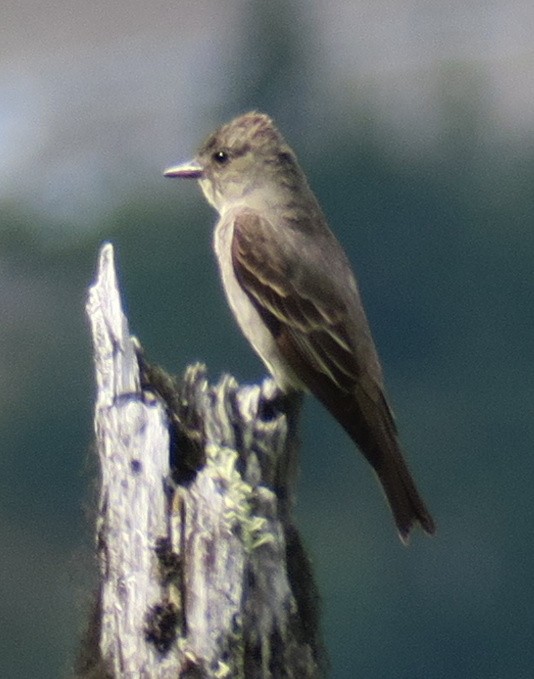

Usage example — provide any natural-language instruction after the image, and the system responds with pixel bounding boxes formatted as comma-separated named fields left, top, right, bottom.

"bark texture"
left=77, top=243, right=324, bottom=679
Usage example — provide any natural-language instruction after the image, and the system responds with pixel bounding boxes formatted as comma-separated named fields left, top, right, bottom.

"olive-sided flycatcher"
left=164, top=111, right=435, bottom=542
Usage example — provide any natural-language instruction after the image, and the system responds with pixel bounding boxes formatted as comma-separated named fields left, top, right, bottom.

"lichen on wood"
left=78, top=243, right=324, bottom=678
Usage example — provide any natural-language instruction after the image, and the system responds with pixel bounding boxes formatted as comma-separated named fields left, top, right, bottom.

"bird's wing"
left=231, top=209, right=378, bottom=392
left=231, top=210, right=438, bottom=542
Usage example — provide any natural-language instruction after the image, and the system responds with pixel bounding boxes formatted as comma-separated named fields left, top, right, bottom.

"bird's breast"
left=213, top=212, right=303, bottom=392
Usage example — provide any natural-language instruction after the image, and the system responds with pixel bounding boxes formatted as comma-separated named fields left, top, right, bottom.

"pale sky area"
left=1, top=0, right=533, bottom=222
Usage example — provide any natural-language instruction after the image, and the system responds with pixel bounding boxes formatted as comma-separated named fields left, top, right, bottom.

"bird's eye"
left=213, top=150, right=229, bottom=165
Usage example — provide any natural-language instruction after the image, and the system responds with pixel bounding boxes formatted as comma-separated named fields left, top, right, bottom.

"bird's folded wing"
left=231, top=210, right=363, bottom=390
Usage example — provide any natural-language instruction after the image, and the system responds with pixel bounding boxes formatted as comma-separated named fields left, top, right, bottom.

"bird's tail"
left=367, top=428, right=435, bottom=543
left=323, top=382, right=435, bottom=542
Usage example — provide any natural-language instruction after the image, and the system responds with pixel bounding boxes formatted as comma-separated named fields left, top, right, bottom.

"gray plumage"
left=164, top=112, right=435, bottom=542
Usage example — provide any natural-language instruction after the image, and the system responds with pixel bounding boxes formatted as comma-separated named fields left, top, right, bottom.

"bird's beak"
left=163, top=160, right=203, bottom=179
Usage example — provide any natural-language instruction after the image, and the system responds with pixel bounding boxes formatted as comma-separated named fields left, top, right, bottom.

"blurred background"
left=1, top=1, right=533, bottom=677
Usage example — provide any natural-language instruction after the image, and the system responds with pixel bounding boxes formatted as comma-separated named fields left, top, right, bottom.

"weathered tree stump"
left=76, top=243, right=324, bottom=679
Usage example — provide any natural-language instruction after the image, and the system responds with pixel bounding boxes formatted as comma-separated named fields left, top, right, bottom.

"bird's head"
left=164, top=112, right=300, bottom=212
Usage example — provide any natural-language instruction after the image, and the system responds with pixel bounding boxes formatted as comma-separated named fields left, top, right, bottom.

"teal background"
left=1, top=2, right=533, bottom=677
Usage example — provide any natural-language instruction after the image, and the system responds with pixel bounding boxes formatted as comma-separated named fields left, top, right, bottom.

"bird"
left=164, top=111, right=435, bottom=542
